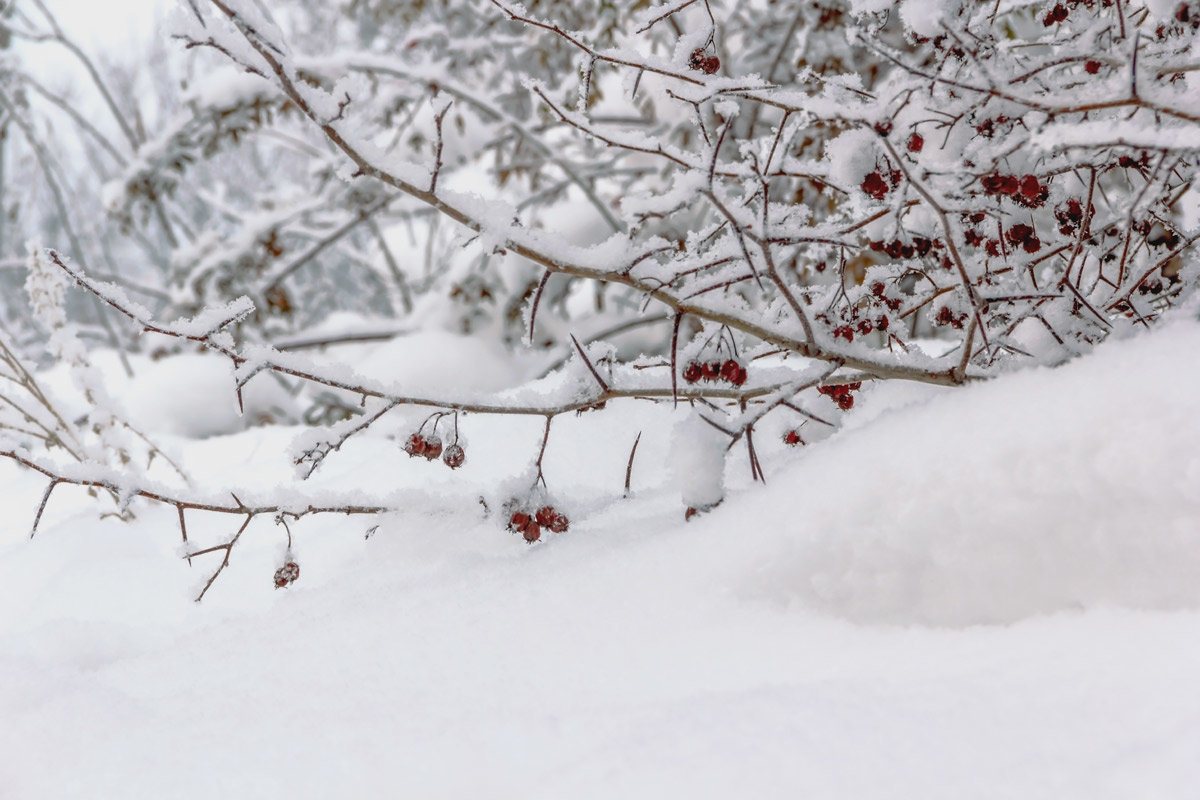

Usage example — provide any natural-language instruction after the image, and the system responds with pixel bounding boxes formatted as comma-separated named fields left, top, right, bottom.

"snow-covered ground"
left=2, top=316, right=1199, bottom=798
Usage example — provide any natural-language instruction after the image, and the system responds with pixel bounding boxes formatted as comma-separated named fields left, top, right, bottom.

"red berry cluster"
left=508, top=505, right=570, bottom=542
left=273, top=561, right=300, bottom=589
left=817, top=381, right=861, bottom=411
left=1004, top=223, right=1042, bottom=253
left=1117, top=152, right=1151, bottom=170
left=868, top=236, right=935, bottom=260
left=861, top=167, right=902, bottom=200
left=1043, top=2, right=1069, bottom=25
left=404, top=433, right=466, bottom=469
left=688, top=48, right=720, bottom=74
left=870, top=281, right=902, bottom=314
left=783, top=429, right=804, bottom=446
left=974, top=115, right=1011, bottom=139
left=682, top=358, right=747, bottom=386
left=935, top=305, right=968, bottom=329
left=1054, top=198, right=1088, bottom=236
left=981, top=173, right=1049, bottom=208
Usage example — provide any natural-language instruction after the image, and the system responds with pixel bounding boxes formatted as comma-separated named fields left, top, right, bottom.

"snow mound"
left=735, top=317, right=1200, bottom=626
left=122, top=353, right=296, bottom=437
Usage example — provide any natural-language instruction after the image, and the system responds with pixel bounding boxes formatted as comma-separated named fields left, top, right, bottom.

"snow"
left=2, top=313, right=1200, bottom=797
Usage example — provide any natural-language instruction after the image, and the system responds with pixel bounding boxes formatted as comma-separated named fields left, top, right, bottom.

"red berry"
left=702, top=361, right=722, bottom=381
left=273, top=561, right=300, bottom=589
left=509, top=511, right=531, bottom=533
left=404, top=433, right=427, bottom=457
left=523, top=522, right=542, bottom=542
left=442, top=443, right=465, bottom=469
left=861, top=172, right=889, bottom=200
left=1006, top=223, right=1034, bottom=245
left=1085, top=60, right=1101, bottom=74
left=907, top=133, right=924, bottom=152
left=1019, top=175, right=1042, bottom=200
left=549, top=514, right=569, bottom=534
left=783, top=430, right=803, bottom=446
left=535, top=505, right=556, bottom=528
left=422, top=436, right=442, bottom=460
left=683, top=361, right=702, bottom=383
left=720, top=359, right=741, bottom=383
left=836, top=394, right=855, bottom=410
left=689, top=49, right=719, bottom=74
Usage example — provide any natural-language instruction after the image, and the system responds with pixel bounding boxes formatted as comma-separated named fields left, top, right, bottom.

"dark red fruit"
left=907, top=133, right=924, bottom=152
left=509, top=511, right=531, bottom=532
left=720, top=359, right=742, bottom=383
left=862, top=171, right=889, bottom=200
left=404, top=433, right=427, bottom=457
left=442, top=443, right=465, bottom=469
left=535, top=505, right=557, bottom=528
left=422, top=436, right=442, bottom=460
left=1043, top=3, right=1068, bottom=25
left=1085, top=60, right=1101, bottom=74
left=702, top=361, right=722, bottom=381
left=783, top=430, right=804, bottom=446
left=548, top=514, right=569, bottom=534
left=683, top=361, right=703, bottom=383
left=273, top=561, right=300, bottom=589
left=689, top=48, right=720, bottom=74
left=1006, top=223, right=1035, bottom=246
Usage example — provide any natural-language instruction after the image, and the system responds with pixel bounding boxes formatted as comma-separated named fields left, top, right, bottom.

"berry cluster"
left=861, top=167, right=902, bottom=200
left=1117, top=152, right=1151, bottom=170
left=682, top=358, right=747, bottom=386
left=688, top=48, right=720, bottom=74
left=1043, top=2, right=1069, bottom=25
left=974, top=115, right=1011, bottom=139
left=935, top=305, right=969, bottom=329
left=870, top=281, right=902, bottom=314
left=1054, top=198, right=1088, bottom=236
left=508, top=505, right=570, bottom=543
left=867, top=236, right=936, bottom=260
left=981, top=173, right=1049, bottom=208
left=273, top=561, right=300, bottom=589
left=404, top=433, right=466, bottom=470
left=1004, top=222, right=1042, bottom=253
left=817, top=381, right=862, bottom=411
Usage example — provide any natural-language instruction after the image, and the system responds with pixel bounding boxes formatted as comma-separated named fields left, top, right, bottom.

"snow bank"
left=732, top=316, right=1200, bottom=625
left=3, top=316, right=1200, bottom=797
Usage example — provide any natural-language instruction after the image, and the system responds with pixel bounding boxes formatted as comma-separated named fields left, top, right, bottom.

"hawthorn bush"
left=2, top=0, right=1199, bottom=596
